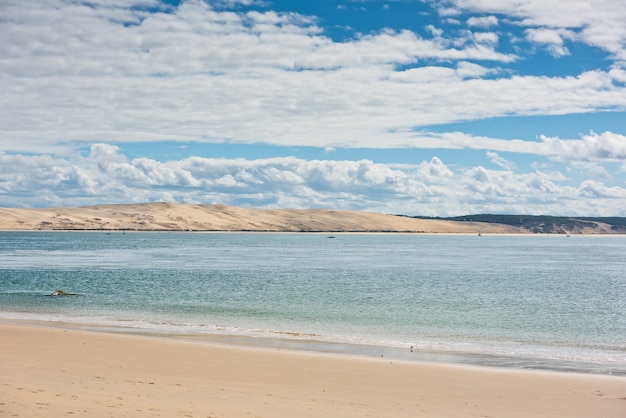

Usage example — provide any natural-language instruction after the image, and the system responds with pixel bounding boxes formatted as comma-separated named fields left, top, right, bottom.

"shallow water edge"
left=3, top=317, right=624, bottom=377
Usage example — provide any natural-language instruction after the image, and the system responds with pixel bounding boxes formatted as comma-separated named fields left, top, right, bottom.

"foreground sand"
left=1, top=323, right=624, bottom=417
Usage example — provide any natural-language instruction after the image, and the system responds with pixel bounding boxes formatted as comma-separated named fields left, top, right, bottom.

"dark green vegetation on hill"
left=403, top=214, right=626, bottom=234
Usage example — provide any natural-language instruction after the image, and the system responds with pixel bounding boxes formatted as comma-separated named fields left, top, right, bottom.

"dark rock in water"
left=49, top=289, right=81, bottom=296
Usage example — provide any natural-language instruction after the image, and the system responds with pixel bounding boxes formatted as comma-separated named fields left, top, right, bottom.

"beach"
left=2, top=230, right=625, bottom=417
left=1, top=322, right=625, bottom=418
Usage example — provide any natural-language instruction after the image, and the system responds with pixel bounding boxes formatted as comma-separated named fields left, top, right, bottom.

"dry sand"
left=1, top=322, right=625, bottom=418
left=0, top=202, right=516, bottom=233
left=0, top=202, right=608, bottom=233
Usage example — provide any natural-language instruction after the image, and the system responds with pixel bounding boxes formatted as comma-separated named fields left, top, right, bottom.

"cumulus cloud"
left=525, top=28, right=575, bottom=57
left=538, top=131, right=626, bottom=162
left=2, top=145, right=626, bottom=216
left=486, top=151, right=516, bottom=170
left=455, top=61, right=493, bottom=78
left=578, top=180, right=626, bottom=199
left=471, top=31, right=499, bottom=46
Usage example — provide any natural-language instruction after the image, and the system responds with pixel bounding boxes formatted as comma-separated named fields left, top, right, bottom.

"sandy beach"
left=1, top=322, right=624, bottom=418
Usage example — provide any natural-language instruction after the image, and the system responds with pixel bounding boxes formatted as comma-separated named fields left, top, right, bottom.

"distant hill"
left=0, top=203, right=623, bottom=234
left=0, top=203, right=521, bottom=234
left=404, top=214, right=626, bottom=234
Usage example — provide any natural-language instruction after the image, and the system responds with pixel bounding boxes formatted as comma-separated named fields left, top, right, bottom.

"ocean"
left=1, top=231, right=624, bottom=375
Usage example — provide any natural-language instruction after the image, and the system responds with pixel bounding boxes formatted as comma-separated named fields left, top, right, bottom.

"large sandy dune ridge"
left=0, top=202, right=616, bottom=233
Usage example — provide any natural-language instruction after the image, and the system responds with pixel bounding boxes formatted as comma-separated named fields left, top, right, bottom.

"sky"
left=1, top=0, right=626, bottom=216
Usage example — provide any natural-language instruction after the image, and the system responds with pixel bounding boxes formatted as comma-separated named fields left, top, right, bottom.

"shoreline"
left=1, top=226, right=625, bottom=238
left=2, top=229, right=624, bottom=237
left=2, top=316, right=625, bottom=377
left=2, top=321, right=625, bottom=418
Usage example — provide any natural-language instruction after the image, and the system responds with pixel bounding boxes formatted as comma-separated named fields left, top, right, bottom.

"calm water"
left=1, top=231, right=625, bottom=374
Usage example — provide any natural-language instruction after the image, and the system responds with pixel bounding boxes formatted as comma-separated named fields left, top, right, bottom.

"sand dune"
left=0, top=202, right=617, bottom=233
left=0, top=202, right=518, bottom=233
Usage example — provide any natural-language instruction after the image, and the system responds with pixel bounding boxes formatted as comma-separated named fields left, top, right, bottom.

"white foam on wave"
left=2, top=309, right=625, bottom=374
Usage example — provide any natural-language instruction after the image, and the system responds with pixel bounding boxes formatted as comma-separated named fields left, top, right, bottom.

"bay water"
left=1, top=231, right=624, bottom=375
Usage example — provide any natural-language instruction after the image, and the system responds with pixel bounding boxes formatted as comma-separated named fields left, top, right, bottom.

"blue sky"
left=1, top=0, right=626, bottom=216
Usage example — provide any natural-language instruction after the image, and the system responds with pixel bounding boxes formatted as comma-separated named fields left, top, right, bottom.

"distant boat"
left=477, top=232, right=482, bottom=237
left=327, top=236, right=335, bottom=239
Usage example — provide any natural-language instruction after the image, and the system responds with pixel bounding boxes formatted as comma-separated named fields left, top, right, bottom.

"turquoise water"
left=1, top=231, right=625, bottom=374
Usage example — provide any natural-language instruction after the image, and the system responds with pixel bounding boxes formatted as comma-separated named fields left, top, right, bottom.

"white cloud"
left=408, top=131, right=626, bottom=163
left=2, top=145, right=626, bottom=216
left=570, top=162, right=612, bottom=181
left=525, top=28, right=575, bottom=57
left=471, top=31, right=499, bottom=46
left=3, top=64, right=623, bottom=153
left=417, top=157, right=455, bottom=181
left=0, top=0, right=558, bottom=152
left=538, top=131, right=626, bottom=162
left=455, top=61, right=493, bottom=78
left=447, top=0, right=626, bottom=60
left=467, top=15, right=498, bottom=28
left=1, top=0, right=625, bottom=154
left=486, top=151, right=516, bottom=170
left=578, top=179, right=626, bottom=199
left=425, top=24, right=444, bottom=38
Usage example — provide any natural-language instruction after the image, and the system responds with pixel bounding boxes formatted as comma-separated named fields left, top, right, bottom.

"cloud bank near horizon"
left=2, top=143, right=625, bottom=216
